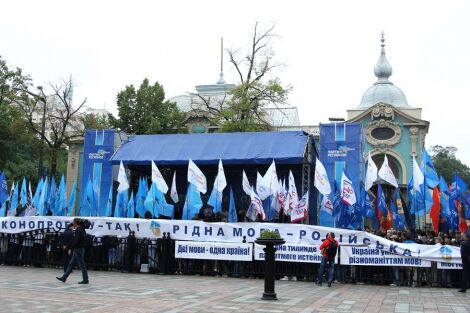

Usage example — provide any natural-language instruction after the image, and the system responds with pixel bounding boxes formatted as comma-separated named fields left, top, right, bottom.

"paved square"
left=0, top=266, right=469, bottom=312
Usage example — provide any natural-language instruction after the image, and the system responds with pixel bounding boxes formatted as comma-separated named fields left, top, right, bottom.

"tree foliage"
left=189, top=23, right=290, bottom=132
left=430, top=145, right=470, bottom=185
left=82, top=112, right=112, bottom=129
left=220, top=23, right=291, bottom=132
left=0, top=55, right=42, bottom=181
left=110, top=78, right=186, bottom=135
left=14, top=78, right=86, bottom=176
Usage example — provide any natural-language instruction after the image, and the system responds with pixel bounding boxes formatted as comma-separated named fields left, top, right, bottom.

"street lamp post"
left=37, top=86, right=47, bottom=178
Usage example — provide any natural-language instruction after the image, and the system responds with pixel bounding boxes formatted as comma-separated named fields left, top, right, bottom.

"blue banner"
left=81, top=130, right=116, bottom=216
left=319, top=123, right=365, bottom=227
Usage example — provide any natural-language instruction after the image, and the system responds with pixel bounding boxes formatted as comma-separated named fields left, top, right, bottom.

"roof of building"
left=263, top=107, right=300, bottom=127
left=358, top=33, right=410, bottom=109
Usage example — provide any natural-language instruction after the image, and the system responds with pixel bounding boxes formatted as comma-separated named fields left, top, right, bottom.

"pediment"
left=347, top=102, right=429, bottom=126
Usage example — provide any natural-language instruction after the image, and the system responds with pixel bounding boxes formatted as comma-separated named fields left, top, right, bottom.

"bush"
left=259, top=229, right=281, bottom=239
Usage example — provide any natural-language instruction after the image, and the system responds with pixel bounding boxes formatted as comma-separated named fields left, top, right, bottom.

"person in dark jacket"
left=459, top=230, right=470, bottom=292
left=56, top=218, right=89, bottom=284
left=59, top=223, right=74, bottom=272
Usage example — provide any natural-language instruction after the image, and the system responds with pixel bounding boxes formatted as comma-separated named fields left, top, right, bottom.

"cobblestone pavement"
left=0, top=266, right=470, bottom=313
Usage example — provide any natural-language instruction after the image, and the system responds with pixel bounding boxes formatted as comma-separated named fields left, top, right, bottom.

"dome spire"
left=217, top=37, right=226, bottom=84
left=358, top=32, right=410, bottom=108
left=374, top=31, right=393, bottom=83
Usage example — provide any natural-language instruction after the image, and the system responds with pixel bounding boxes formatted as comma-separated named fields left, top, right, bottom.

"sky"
left=1, top=0, right=469, bottom=164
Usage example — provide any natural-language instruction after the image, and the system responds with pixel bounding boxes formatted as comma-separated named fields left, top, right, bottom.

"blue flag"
left=422, top=149, right=439, bottom=188
left=56, top=175, right=67, bottom=216
left=67, top=182, right=77, bottom=216
left=439, top=177, right=451, bottom=232
left=80, top=177, right=95, bottom=216
left=105, top=184, right=113, bottom=217
left=0, top=171, right=9, bottom=205
left=114, top=189, right=128, bottom=218
left=8, top=182, right=19, bottom=216
left=32, top=178, right=44, bottom=210
left=331, top=182, right=342, bottom=217
left=228, top=187, right=237, bottom=223
left=127, top=191, right=135, bottom=218
left=464, top=192, right=470, bottom=220
left=38, top=177, right=48, bottom=216
left=424, top=186, right=434, bottom=215
left=182, top=183, right=203, bottom=220
left=143, top=182, right=169, bottom=218
left=407, top=177, right=426, bottom=216
left=48, top=176, right=57, bottom=215
left=377, top=184, right=387, bottom=216
left=363, top=190, right=375, bottom=219
left=155, top=187, right=174, bottom=218
left=207, top=187, right=223, bottom=215
left=144, top=182, right=158, bottom=218
left=135, top=178, right=147, bottom=218
left=451, top=174, right=468, bottom=199
left=262, top=195, right=277, bottom=221
left=349, top=203, right=363, bottom=230
left=319, top=194, right=334, bottom=227
left=448, top=197, right=459, bottom=231
left=20, top=178, right=27, bottom=208
left=391, top=188, right=406, bottom=230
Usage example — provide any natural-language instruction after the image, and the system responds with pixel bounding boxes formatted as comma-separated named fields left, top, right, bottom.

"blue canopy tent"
left=108, top=131, right=318, bottom=223
left=111, top=131, right=309, bottom=166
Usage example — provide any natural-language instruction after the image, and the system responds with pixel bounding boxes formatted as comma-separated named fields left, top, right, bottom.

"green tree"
left=82, top=112, right=112, bottom=129
left=430, top=145, right=470, bottom=185
left=218, top=23, right=291, bottom=132
left=0, top=55, right=42, bottom=181
left=14, top=78, right=87, bottom=176
left=111, top=78, right=186, bottom=135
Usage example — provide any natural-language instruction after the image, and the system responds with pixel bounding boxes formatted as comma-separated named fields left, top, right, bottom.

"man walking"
left=459, top=230, right=470, bottom=293
left=56, top=218, right=89, bottom=284
left=59, top=223, right=74, bottom=272
left=317, top=232, right=339, bottom=287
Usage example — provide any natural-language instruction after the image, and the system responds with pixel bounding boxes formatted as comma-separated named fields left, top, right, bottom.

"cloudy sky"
left=1, top=0, right=469, bottom=164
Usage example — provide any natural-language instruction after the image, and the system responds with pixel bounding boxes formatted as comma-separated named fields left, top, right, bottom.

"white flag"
left=320, top=194, right=333, bottom=214
left=213, top=159, right=227, bottom=192
left=314, top=158, right=331, bottom=195
left=170, top=171, right=179, bottom=203
left=288, top=170, right=299, bottom=212
left=365, top=152, right=378, bottom=191
left=256, top=171, right=271, bottom=201
left=151, top=161, right=168, bottom=193
left=412, top=156, right=424, bottom=192
left=246, top=187, right=265, bottom=221
left=242, top=170, right=251, bottom=196
left=340, top=171, right=357, bottom=206
left=291, top=191, right=308, bottom=223
left=187, top=159, right=207, bottom=194
left=265, top=160, right=279, bottom=195
left=378, top=154, right=398, bottom=187
left=282, top=178, right=289, bottom=215
left=117, top=161, right=129, bottom=193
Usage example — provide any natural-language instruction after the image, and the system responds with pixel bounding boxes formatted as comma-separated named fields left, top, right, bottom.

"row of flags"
left=313, top=148, right=470, bottom=232
left=0, top=157, right=308, bottom=223
left=84, top=159, right=309, bottom=223
left=0, top=172, right=77, bottom=218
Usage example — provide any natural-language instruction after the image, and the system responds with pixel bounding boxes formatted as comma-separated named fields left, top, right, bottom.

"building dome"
left=358, top=34, right=410, bottom=108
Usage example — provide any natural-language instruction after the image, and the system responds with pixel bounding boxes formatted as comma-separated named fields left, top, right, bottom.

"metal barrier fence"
left=0, top=231, right=461, bottom=288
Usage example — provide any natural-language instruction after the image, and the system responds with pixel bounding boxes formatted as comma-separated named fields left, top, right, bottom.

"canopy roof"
left=111, top=131, right=309, bottom=166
